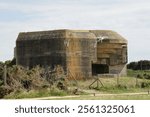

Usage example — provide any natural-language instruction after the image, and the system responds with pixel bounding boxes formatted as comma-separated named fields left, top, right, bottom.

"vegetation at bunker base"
left=74, top=76, right=150, bottom=93
left=0, top=60, right=70, bottom=99
left=1, top=59, right=150, bottom=99
left=4, top=88, right=68, bottom=99
left=4, top=76, right=150, bottom=99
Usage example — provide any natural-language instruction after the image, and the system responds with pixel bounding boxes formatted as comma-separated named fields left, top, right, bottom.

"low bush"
left=0, top=86, right=13, bottom=98
left=0, top=65, right=69, bottom=99
left=141, top=82, right=150, bottom=88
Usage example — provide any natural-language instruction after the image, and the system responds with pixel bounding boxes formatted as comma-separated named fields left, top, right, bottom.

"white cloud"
left=0, top=0, right=150, bottom=62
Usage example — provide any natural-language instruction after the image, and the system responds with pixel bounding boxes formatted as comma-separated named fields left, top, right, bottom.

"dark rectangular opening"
left=92, top=64, right=109, bottom=75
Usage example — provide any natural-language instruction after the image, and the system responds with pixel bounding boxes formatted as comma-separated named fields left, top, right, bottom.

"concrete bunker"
left=15, top=29, right=128, bottom=79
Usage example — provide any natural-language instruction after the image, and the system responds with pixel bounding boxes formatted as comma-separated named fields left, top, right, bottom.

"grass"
left=73, top=77, right=150, bottom=94
left=4, top=76, right=150, bottom=99
left=4, top=88, right=68, bottom=99
left=127, top=69, right=150, bottom=77
left=4, top=70, right=150, bottom=99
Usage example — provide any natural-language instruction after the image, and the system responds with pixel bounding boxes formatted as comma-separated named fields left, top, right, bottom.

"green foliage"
left=0, top=86, right=13, bottom=98
left=141, top=82, right=150, bottom=88
left=0, top=80, right=3, bottom=86
left=74, top=77, right=150, bottom=94
left=127, top=69, right=150, bottom=79
left=0, top=58, right=16, bottom=80
left=4, top=88, right=68, bottom=99
left=49, top=87, right=68, bottom=96
left=4, top=58, right=16, bottom=67
left=0, top=61, right=4, bottom=79
left=127, top=60, right=150, bottom=70
left=95, top=85, right=132, bottom=93
left=0, top=65, right=68, bottom=99
left=2, top=61, right=150, bottom=99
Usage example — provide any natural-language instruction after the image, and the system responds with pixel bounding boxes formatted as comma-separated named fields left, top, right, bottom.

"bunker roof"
left=16, top=29, right=127, bottom=43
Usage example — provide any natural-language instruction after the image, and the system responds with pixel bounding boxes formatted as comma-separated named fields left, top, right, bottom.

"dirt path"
left=24, top=92, right=149, bottom=100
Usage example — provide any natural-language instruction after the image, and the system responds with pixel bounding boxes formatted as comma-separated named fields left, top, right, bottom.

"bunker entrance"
left=92, top=64, right=109, bottom=75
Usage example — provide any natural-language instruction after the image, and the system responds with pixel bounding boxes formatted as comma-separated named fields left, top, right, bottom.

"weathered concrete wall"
left=109, top=64, right=127, bottom=76
left=65, top=30, right=96, bottom=78
left=16, top=29, right=128, bottom=79
left=90, top=30, right=128, bottom=76
left=16, top=30, right=67, bottom=71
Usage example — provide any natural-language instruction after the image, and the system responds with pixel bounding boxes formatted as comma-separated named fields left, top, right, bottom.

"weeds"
left=0, top=65, right=68, bottom=99
left=1, top=66, right=150, bottom=99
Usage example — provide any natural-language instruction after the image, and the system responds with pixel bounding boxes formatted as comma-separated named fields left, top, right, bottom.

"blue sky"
left=0, top=0, right=150, bottom=62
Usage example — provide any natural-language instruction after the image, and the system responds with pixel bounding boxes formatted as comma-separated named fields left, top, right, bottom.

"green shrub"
left=0, top=86, right=13, bottom=98
left=0, top=80, right=3, bottom=86
left=137, top=74, right=143, bottom=79
left=141, top=82, right=150, bottom=88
